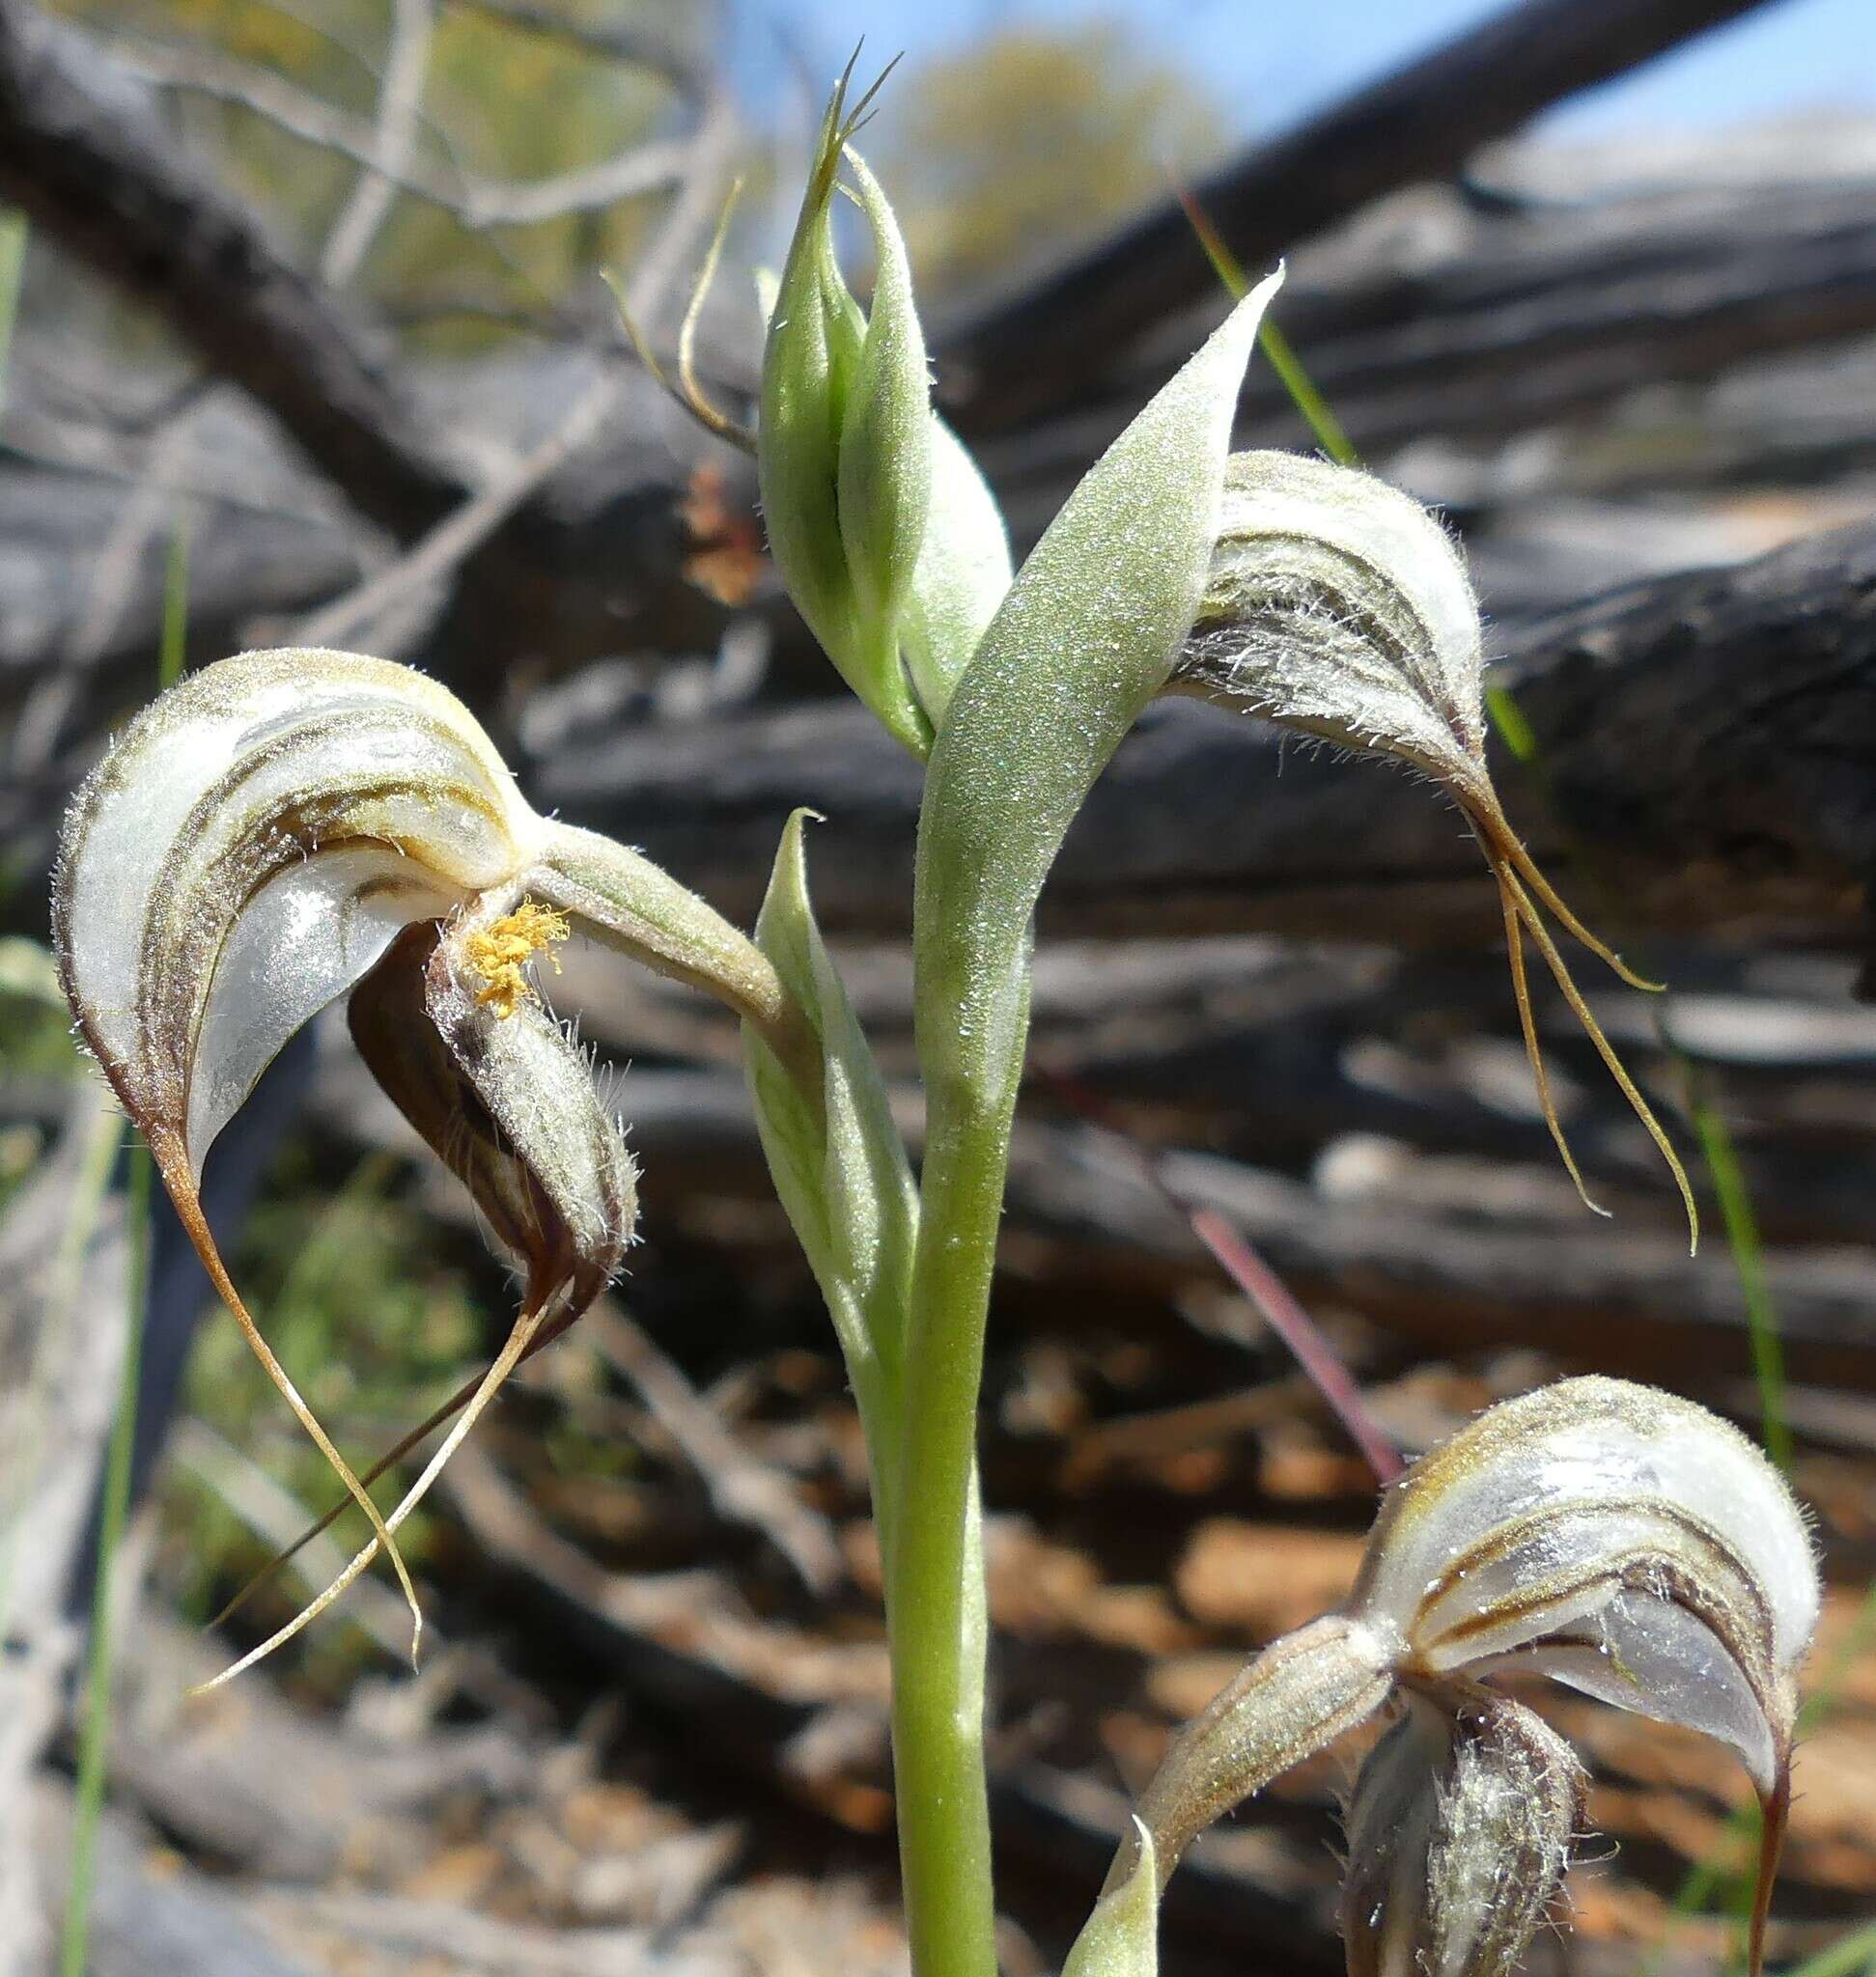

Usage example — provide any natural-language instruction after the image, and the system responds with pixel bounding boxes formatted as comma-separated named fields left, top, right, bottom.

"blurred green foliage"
left=876, top=22, right=1225, bottom=298
left=43, top=0, right=689, bottom=336
left=0, top=939, right=84, bottom=1212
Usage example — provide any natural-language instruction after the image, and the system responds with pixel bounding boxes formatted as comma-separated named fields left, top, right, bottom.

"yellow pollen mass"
left=463, top=902, right=570, bottom=1018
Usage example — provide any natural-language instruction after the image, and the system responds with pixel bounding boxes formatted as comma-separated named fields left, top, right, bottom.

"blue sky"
left=762, top=0, right=1874, bottom=139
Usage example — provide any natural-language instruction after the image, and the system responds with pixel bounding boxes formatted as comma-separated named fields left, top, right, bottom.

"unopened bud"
left=760, top=69, right=934, bottom=753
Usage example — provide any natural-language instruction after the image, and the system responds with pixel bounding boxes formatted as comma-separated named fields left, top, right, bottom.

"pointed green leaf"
left=913, top=270, right=1282, bottom=1100
left=743, top=812, right=916, bottom=1427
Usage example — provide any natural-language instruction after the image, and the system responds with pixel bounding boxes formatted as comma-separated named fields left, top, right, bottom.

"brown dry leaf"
left=1174, top=1521, right=1365, bottom=1635
left=397, top=1841, right=506, bottom=1907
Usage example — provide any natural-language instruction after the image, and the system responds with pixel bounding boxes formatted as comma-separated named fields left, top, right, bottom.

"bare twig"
left=112, top=35, right=689, bottom=231
left=441, top=0, right=706, bottom=98
left=170, top=1419, right=418, bottom=1663
left=320, top=0, right=434, bottom=287
left=292, top=362, right=619, bottom=652
left=0, top=0, right=461, bottom=537
left=587, top=1302, right=842, bottom=1594
left=10, top=406, right=202, bottom=772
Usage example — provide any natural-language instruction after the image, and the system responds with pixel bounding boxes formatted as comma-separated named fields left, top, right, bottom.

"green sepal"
left=902, top=413, right=1012, bottom=728
left=743, top=811, right=916, bottom=1494
left=759, top=98, right=861, bottom=679
left=913, top=270, right=1283, bottom=1105
left=1063, top=1822, right=1160, bottom=1977
left=838, top=151, right=933, bottom=662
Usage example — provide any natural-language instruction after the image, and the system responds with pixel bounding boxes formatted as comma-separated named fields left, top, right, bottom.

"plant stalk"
left=887, top=1069, right=1021, bottom=1977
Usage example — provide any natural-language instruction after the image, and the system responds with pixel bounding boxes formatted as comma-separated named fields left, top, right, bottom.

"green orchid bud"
left=901, top=413, right=1012, bottom=726
left=1168, top=449, right=1698, bottom=1247
left=761, top=71, right=934, bottom=753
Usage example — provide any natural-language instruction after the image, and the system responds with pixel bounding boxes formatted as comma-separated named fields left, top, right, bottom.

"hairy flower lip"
left=1343, top=1682, right=1585, bottom=1977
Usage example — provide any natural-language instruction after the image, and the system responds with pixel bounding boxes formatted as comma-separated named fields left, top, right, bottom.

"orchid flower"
left=54, top=647, right=806, bottom=1678
left=1171, top=452, right=1698, bottom=1247
left=1075, top=1378, right=1818, bottom=1977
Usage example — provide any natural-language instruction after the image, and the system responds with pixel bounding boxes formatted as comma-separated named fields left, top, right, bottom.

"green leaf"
left=1063, top=1822, right=1160, bottom=1977
left=902, top=414, right=1012, bottom=727
left=743, top=812, right=916, bottom=1444
left=0, top=935, right=62, bottom=1004
left=913, top=270, right=1282, bottom=1103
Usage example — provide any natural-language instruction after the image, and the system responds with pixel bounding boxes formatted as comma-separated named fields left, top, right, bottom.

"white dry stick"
left=292, top=366, right=619, bottom=654
left=111, top=36, right=687, bottom=231
left=293, top=72, right=738, bottom=655
left=9, top=407, right=203, bottom=774
left=322, top=0, right=435, bottom=289
left=587, top=1302, right=841, bottom=1594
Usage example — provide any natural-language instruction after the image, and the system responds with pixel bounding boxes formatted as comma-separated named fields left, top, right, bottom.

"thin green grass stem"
left=1165, top=174, right=1359, bottom=469
left=160, top=517, right=192, bottom=688
left=60, top=1128, right=151, bottom=1977
left=1689, top=1096, right=1789, bottom=1469
left=1255, top=317, right=1358, bottom=468
left=0, top=209, right=26, bottom=414
left=0, top=1097, right=123, bottom=1641
left=1780, top=1920, right=1876, bottom=1977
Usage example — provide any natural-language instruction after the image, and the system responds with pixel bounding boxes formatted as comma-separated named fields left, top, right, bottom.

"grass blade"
left=59, top=1127, right=148, bottom=1977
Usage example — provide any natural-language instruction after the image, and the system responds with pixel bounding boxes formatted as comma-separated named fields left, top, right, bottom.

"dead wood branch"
left=0, top=0, right=464, bottom=540
left=939, top=0, right=1783, bottom=432
left=983, top=183, right=1876, bottom=529
left=585, top=1303, right=842, bottom=1595
left=538, top=517, right=1876, bottom=956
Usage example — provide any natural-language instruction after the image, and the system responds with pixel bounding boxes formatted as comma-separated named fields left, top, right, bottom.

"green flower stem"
left=887, top=1072, right=1016, bottom=1977
left=880, top=288, right=1275, bottom=1977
